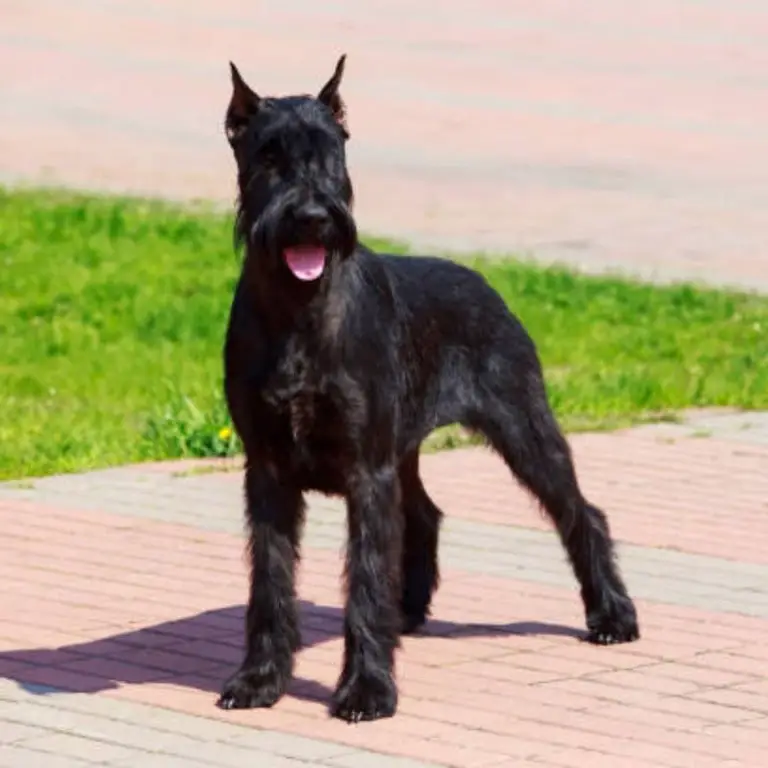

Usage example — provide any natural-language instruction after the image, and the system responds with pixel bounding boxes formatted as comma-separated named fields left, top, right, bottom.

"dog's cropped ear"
left=226, top=62, right=260, bottom=144
left=318, top=54, right=349, bottom=137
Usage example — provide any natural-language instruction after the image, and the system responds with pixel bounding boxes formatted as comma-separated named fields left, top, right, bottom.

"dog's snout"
left=295, top=202, right=329, bottom=225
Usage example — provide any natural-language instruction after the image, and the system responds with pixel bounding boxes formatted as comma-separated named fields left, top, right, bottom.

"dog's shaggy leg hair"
left=470, top=366, right=639, bottom=645
left=330, top=464, right=403, bottom=722
left=217, top=465, right=305, bottom=709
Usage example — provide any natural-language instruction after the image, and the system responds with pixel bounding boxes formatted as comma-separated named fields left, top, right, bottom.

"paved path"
left=2, top=413, right=768, bottom=766
left=2, top=0, right=768, bottom=290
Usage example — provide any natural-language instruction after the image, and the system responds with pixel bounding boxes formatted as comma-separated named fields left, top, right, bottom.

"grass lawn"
left=1, top=186, right=766, bottom=481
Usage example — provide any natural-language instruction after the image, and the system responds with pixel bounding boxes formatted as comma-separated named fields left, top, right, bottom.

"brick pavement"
left=2, top=0, right=768, bottom=290
left=2, top=416, right=768, bottom=766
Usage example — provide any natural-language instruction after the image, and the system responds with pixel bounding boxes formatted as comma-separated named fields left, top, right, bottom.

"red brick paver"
left=421, top=431, right=768, bottom=563
left=2, top=426, right=767, bottom=766
left=2, top=505, right=767, bottom=766
left=3, top=1, right=768, bottom=289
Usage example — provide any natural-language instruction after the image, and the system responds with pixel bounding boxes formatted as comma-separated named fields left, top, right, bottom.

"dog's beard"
left=243, top=193, right=357, bottom=282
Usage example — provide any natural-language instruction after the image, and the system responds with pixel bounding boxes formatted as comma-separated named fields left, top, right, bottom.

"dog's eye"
left=258, top=140, right=281, bottom=169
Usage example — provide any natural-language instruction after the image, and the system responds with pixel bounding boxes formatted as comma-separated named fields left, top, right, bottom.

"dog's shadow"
left=0, top=602, right=584, bottom=704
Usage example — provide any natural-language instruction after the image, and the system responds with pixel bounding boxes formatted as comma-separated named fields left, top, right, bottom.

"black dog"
left=217, top=55, right=639, bottom=723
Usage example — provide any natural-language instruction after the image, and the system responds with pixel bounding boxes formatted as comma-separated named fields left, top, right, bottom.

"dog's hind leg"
left=399, top=451, right=443, bottom=635
left=468, top=365, right=639, bottom=645
left=218, top=464, right=305, bottom=710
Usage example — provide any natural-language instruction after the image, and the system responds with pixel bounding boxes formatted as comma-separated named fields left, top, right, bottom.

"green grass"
left=1, top=186, right=766, bottom=480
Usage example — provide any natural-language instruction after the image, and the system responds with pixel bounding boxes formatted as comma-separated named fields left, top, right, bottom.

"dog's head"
left=225, top=56, right=357, bottom=285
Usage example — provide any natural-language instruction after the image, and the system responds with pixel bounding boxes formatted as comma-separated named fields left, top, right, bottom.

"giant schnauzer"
left=217, top=55, right=639, bottom=723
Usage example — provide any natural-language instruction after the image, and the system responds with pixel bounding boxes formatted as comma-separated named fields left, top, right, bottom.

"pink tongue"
left=283, top=246, right=327, bottom=281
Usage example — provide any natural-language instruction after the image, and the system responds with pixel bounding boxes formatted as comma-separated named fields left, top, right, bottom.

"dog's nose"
left=295, top=202, right=329, bottom=225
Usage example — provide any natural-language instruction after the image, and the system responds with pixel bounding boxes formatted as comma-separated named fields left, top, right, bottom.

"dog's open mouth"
left=283, top=245, right=327, bottom=281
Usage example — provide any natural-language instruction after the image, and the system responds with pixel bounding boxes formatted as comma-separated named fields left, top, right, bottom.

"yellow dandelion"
left=218, top=426, right=233, bottom=440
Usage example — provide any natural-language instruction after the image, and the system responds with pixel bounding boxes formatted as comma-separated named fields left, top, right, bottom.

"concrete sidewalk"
left=2, top=411, right=767, bottom=766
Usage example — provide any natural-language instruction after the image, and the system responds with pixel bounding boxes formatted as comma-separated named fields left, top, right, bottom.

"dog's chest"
left=261, top=360, right=322, bottom=434
left=259, top=350, right=350, bottom=487
left=285, top=391, right=350, bottom=492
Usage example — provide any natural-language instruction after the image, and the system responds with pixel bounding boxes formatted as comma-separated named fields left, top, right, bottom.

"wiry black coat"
left=218, top=56, right=639, bottom=723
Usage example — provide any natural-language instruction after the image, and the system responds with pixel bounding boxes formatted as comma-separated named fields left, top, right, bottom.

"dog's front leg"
left=331, top=464, right=403, bottom=722
left=218, top=464, right=305, bottom=710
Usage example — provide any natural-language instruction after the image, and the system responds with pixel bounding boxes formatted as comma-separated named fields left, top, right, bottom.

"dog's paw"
left=586, top=596, right=640, bottom=645
left=217, top=663, right=290, bottom=710
left=330, top=670, right=397, bottom=723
